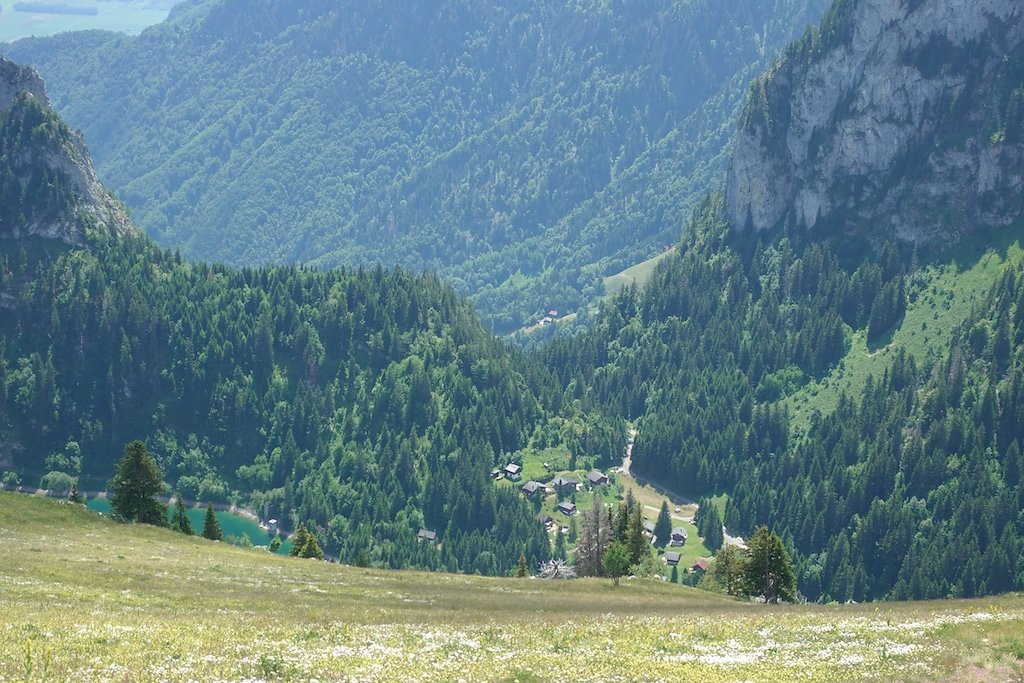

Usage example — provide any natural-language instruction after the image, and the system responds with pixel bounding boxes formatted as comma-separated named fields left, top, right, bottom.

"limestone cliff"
left=725, top=0, right=1024, bottom=245
left=0, top=57, right=131, bottom=245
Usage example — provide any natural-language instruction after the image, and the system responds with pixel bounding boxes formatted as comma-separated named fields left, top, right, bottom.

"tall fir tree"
left=201, top=503, right=223, bottom=541
left=626, top=505, right=647, bottom=565
left=290, top=523, right=310, bottom=557
left=653, top=501, right=672, bottom=547
left=515, top=551, right=528, bottom=578
left=171, top=493, right=194, bottom=535
left=109, top=440, right=166, bottom=526
left=702, top=505, right=724, bottom=552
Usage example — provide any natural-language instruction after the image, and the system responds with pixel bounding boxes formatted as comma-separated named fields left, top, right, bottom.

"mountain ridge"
left=0, top=57, right=131, bottom=245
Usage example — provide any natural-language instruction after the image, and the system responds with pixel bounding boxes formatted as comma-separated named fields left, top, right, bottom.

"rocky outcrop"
left=725, top=0, right=1024, bottom=246
left=0, top=58, right=48, bottom=111
left=0, top=57, right=131, bottom=245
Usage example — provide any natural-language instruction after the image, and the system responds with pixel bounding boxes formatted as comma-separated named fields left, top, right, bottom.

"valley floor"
left=1, top=492, right=1023, bottom=682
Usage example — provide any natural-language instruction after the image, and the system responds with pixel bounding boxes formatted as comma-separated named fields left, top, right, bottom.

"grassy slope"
left=603, top=248, right=676, bottom=300
left=784, top=222, right=1024, bottom=434
left=2, top=492, right=1024, bottom=681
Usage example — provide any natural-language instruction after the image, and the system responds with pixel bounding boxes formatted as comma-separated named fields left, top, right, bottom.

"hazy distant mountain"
left=4, top=0, right=829, bottom=331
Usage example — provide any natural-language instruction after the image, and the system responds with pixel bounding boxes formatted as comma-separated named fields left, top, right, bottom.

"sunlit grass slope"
left=2, top=493, right=1023, bottom=681
left=785, top=221, right=1024, bottom=433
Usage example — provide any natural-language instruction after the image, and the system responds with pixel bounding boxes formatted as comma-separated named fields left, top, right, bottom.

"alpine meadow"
left=2, top=0, right=1024, bottom=680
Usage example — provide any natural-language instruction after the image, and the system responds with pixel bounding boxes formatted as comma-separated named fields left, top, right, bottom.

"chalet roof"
left=672, top=527, right=688, bottom=538
left=587, top=470, right=608, bottom=484
left=522, top=481, right=543, bottom=494
left=552, top=475, right=577, bottom=488
left=504, top=463, right=522, bottom=474
left=557, top=501, right=577, bottom=515
left=665, top=551, right=681, bottom=565
left=417, top=528, right=437, bottom=542
left=643, top=520, right=656, bottom=533
left=692, top=558, right=710, bottom=572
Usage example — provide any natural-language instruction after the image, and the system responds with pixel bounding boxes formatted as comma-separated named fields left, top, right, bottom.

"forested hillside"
left=3, top=0, right=829, bottom=331
left=540, top=198, right=1024, bottom=600
left=0, top=60, right=637, bottom=575
left=539, top=0, right=1024, bottom=600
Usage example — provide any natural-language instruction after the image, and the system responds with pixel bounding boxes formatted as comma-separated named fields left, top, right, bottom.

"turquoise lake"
left=87, top=497, right=290, bottom=553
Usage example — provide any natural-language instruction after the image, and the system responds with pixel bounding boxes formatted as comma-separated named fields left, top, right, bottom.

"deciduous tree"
left=744, top=527, right=796, bottom=603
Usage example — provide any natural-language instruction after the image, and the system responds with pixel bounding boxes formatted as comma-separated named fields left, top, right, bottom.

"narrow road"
left=620, top=428, right=696, bottom=506
left=621, top=428, right=745, bottom=547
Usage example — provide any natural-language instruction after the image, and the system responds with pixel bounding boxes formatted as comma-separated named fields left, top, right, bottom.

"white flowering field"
left=1, top=492, right=1022, bottom=681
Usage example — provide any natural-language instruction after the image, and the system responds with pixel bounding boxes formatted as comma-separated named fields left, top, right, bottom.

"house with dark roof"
left=587, top=470, right=609, bottom=486
left=670, top=527, right=688, bottom=546
left=643, top=519, right=656, bottom=536
left=521, top=480, right=544, bottom=499
left=551, top=475, right=578, bottom=493
left=417, top=528, right=437, bottom=543
left=557, top=501, right=577, bottom=516
left=504, top=463, right=523, bottom=481
left=664, top=551, right=681, bottom=566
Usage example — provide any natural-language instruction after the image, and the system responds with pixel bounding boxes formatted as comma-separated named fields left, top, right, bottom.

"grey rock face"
left=0, top=57, right=131, bottom=245
left=725, top=0, right=1024, bottom=245
left=0, top=58, right=48, bottom=112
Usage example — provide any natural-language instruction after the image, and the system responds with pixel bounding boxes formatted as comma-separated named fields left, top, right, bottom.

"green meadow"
left=2, top=492, right=1023, bottom=681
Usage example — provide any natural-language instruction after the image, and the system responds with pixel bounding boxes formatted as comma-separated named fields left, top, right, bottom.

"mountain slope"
left=3, top=0, right=829, bottom=331
left=725, top=0, right=1024, bottom=244
left=0, top=58, right=630, bottom=575
left=542, top=0, right=1024, bottom=601
left=0, top=58, right=130, bottom=245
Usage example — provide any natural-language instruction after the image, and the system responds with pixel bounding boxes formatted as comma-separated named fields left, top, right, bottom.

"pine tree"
left=290, top=523, right=310, bottom=557
left=201, top=503, right=223, bottom=541
left=554, top=526, right=567, bottom=560
left=68, top=481, right=82, bottom=504
left=703, top=505, right=724, bottom=552
left=744, top=526, right=796, bottom=603
left=515, top=551, right=528, bottom=578
left=109, top=440, right=166, bottom=526
left=654, top=501, right=672, bottom=547
left=670, top=564, right=679, bottom=583
left=614, top=502, right=629, bottom=542
left=171, top=494, right=194, bottom=535
left=626, top=505, right=646, bottom=565
left=299, top=532, right=324, bottom=560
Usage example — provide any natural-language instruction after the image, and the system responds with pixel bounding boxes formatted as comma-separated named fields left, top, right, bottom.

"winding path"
left=620, top=428, right=746, bottom=548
